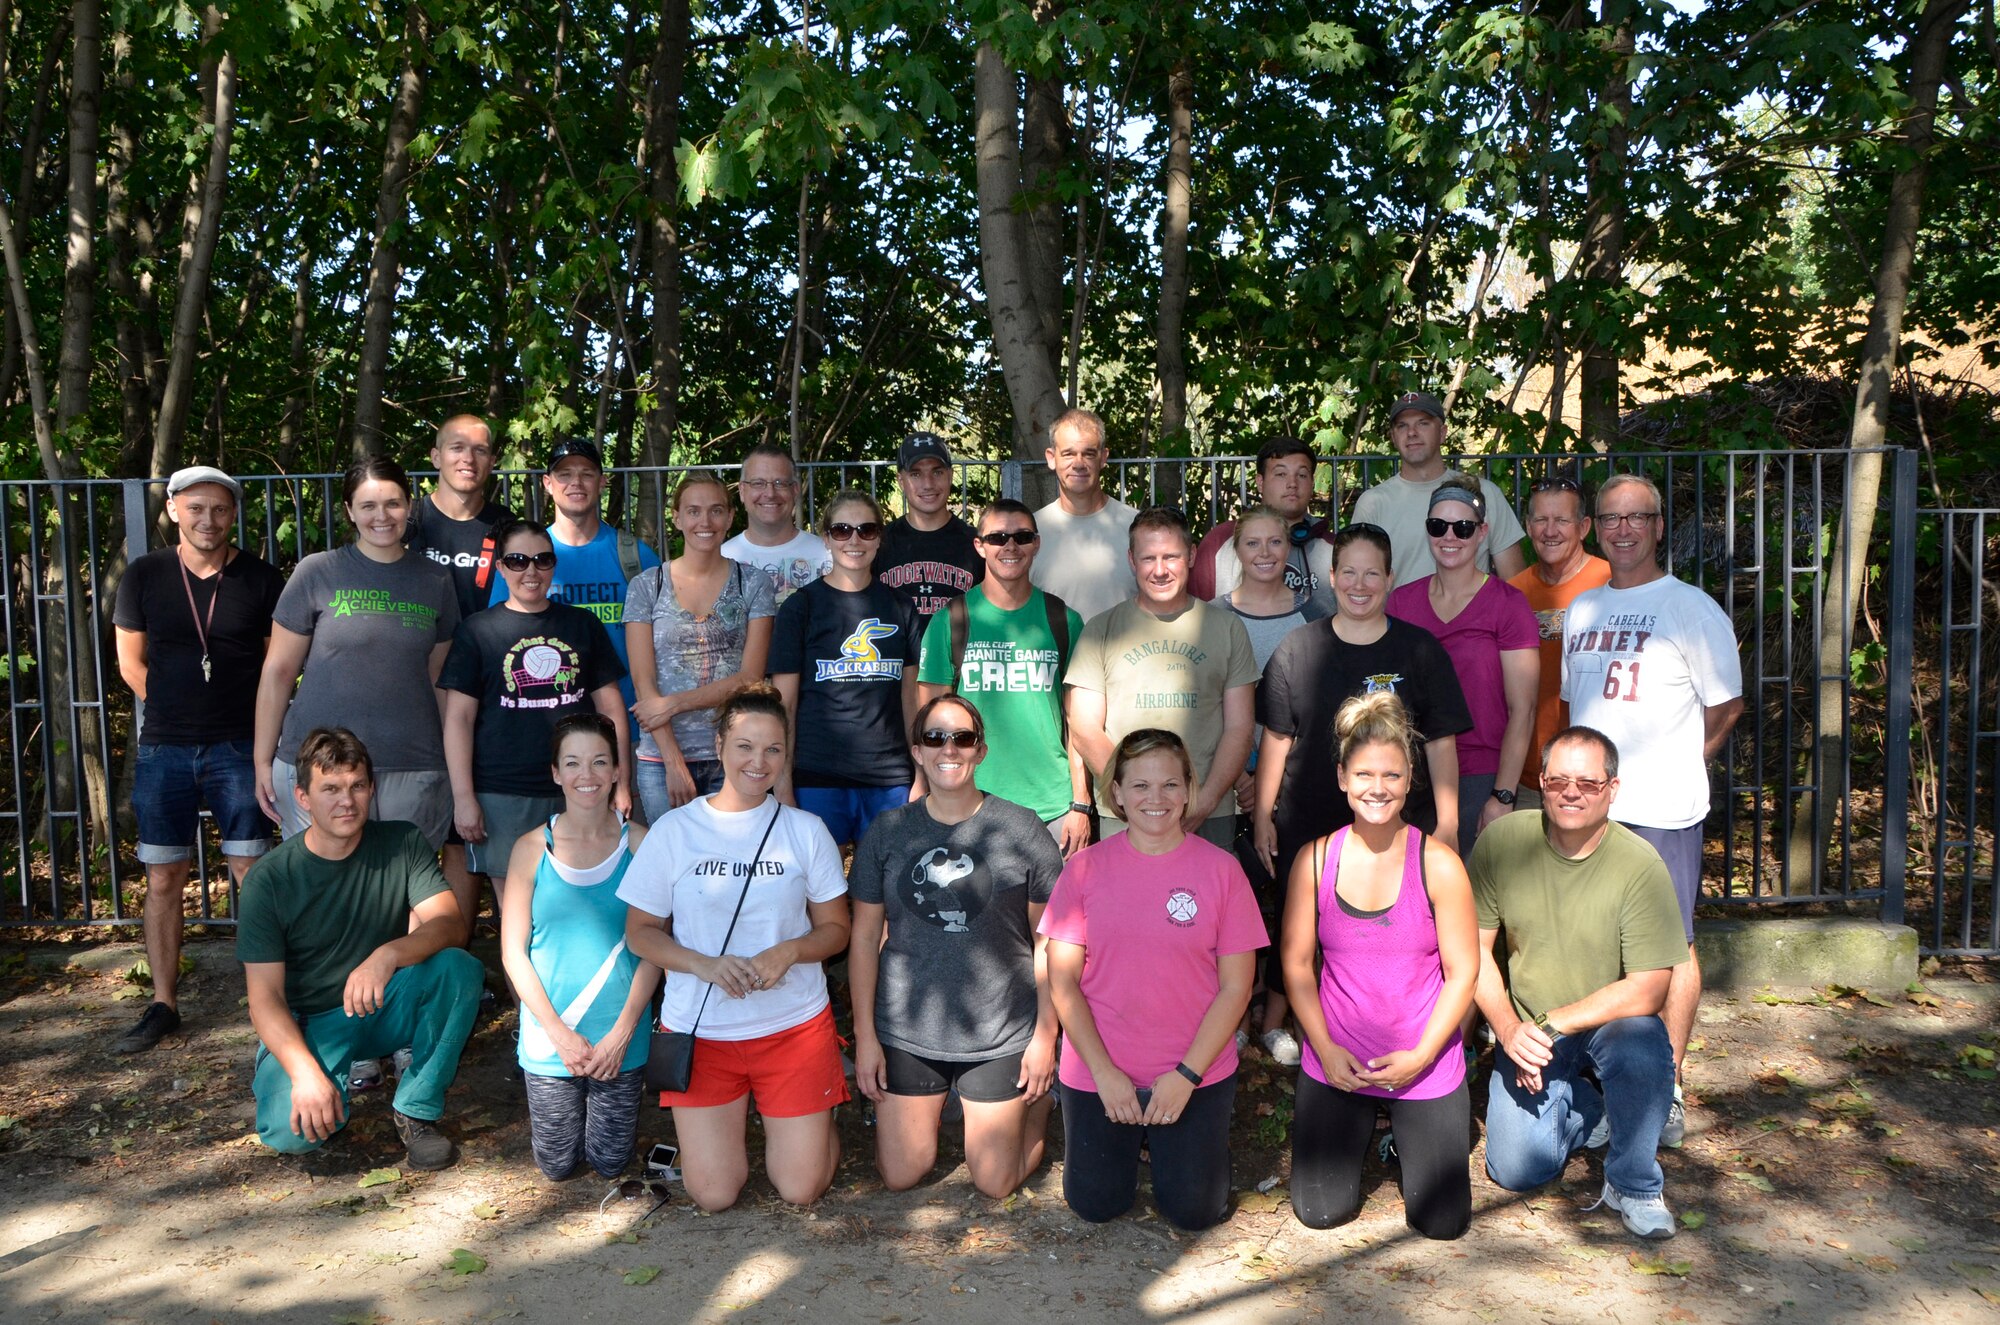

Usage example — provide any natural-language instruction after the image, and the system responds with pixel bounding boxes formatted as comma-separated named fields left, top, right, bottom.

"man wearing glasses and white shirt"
left=723, top=442, right=830, bottom=607
left=1561, top=473, right=1743, bottom=1149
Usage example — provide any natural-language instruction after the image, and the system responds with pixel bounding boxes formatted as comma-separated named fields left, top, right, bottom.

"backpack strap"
left=616, top=528, right=642, bottom=583
left=947, top=595, right=970, bottom=687
left=1038, top=589, right=1073, bottom=744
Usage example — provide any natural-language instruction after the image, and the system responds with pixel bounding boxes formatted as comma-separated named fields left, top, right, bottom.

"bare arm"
left=1252, top=728, right=1294, bottom=873
left=1481, top=648, right=1541, bottom=830
left=343, top=888, right=468, bottom=1018
left=1475, top=925, right=1552, bottom=1092
left=253, top=625, right=314, bottom=821
left=1545, top=967, right=1673, bottom=1035
left=772, top=673, right=801, bottom=806
left=115, top=626, right=148, bottom=700
left=1492, top=542, right=1528, bottom=581
left=632, top=614, right=775, bottom=727
left=442, top=690, right=484, bottom=843
left=500, top=832, right=591, bottom=1074
left=588, top=683, right=635, bottom=817
left=1141, top=949, right=1256, bottom=1126
left=1058, top=733, right=1091, bottom=857
left=746, top=894, right=850, bottom=986
left=1702, top=697, right=1744, bottom=760
left=901, top=669, right=927, bottom=799
left=244, top=961, right=344, bottom=1143
left=1066, top=687, right=1113, bottom=782
left=1425, top=734, right=1460, bottom=853
left=1190, top=684, right=1256, bottom=825
left=1046, top=936, right=1141, bottom=1121
left=846, top=899, right=888, bottom=1099
left=1021, top=904, right=1058, bottom=1098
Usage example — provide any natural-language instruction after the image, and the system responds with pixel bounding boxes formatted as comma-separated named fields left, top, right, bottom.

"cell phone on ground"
left=646, top=1143, right=680, bottom=1179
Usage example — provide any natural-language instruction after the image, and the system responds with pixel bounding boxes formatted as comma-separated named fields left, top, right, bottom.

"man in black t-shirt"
left=403, top=414, right=517, bottom=928
left=112, top=465, right=285, bottom=1054
left=874, top=432, right=983, bottom=619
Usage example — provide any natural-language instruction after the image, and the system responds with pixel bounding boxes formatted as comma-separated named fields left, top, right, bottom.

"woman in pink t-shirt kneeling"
left=1281, top=690, right=1479, bottom=1239
left=1041, top=730, right=1269, bottom=1231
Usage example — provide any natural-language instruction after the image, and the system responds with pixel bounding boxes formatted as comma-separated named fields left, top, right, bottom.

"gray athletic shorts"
left=1621, top=820, right=1702, bottom=945
left=270, top=759, right=452, bottom=850
left=467, top=792, right=563, bottom=879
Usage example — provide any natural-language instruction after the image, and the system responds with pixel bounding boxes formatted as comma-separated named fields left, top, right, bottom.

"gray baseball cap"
left=1389, top=391, right=1446, bottom=423
left=166, top=465, right=242, bottom=503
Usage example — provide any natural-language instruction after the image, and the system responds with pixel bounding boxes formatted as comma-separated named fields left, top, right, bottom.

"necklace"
left=176, top=552, right=222, bottom=683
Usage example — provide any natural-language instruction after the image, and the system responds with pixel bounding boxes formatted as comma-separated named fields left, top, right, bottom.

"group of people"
left=111, top=392, right=1743, bottom=1241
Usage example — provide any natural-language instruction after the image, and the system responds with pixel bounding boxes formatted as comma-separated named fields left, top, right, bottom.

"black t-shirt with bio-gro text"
left=405, top=494, right=518, bottom=621
left=768, top=578, right=922, bottom=788
left=437, top=601, right=627, bottom=797
left=113, top=547, right=285, bottom=745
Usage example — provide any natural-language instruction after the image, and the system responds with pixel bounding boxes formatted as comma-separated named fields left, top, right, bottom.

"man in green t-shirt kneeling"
left=238, top=727, right=484, bottom=1169
left=1468, top=726, right=1687, bottom=1240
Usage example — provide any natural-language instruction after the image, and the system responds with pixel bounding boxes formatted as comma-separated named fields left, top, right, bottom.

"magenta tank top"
left=1300, top=825, right=1465, bottom=1100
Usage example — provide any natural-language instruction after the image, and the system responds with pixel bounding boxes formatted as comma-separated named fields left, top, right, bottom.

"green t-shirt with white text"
left=917, top=586, right=1084, bottom=821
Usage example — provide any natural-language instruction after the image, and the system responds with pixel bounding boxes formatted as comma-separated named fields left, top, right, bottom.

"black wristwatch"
left=1491, top=787, right=1517, bottom=806
left=1069, top=801, right=1095, bottom=816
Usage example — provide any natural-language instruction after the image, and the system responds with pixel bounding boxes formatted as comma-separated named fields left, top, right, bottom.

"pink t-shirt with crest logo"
left=1038, top=833, right=1269, bottom=1093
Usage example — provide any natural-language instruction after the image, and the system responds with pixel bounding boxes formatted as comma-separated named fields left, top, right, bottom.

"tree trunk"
left=152, top=5, right=235, bottom=476
left=1577, top=1, right=1632, bottom=448
left=105, top=58, right=153, bottom=475
left=350, top=2, right=428, bottom=459
left=1021, top=71, right=1067, bottom=385
left=641, top=0, right=687, bottom=488
left=1156, top=60, right=1192, bottom=447
left=974, top=42, right=1068, bottom=475
left=275, top=246, right=313, bottom=470
left=1786, top=0, right=1969, bottom=894
left=53, top=0, right=99, bottom=436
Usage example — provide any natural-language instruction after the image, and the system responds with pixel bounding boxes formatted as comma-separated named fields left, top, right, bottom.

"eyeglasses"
left=1340, top=522, right=1388, bottom=539
left=1425, top=518, right=1482, bottom=540
left=920, top=729, right=980, bottom=750
left=827, top=521, right=881, bottom=542
left=1532, top=476, right=1581, bottom=493
left=1540, top=774, right=1610, bottom=796
left=1595, top=511, right=1659, bottom=530
left=500, top=551, right=558, bottom=571
left=976, top=530, right=1040, bottom=547
left=738, top=477, right=798, bottom=493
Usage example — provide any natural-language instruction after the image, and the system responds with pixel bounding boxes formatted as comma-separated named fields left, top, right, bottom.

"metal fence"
left=4, top=446, right=1988, bottom=955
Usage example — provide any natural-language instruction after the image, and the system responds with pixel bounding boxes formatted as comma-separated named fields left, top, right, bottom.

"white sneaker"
left=1260, top=1027, right=1302, bottom=1067
left=1585, top=1114, right=1610, bottom=1149
left=1594, top=1182, right=1676, bottom=1239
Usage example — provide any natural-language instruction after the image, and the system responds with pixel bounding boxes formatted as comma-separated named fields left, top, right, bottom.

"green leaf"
left=1680, top=1210, right=1708, bottom=1230
left=357, top=1168, right=400, bottom=1189
left=471, top=1201, right=502, bottom=1220
left=445, top=1248, right=487, bottom=1276
left=1730, top=1171, right=1776, bottom=1193
left=1888, top=1236, right=1928, bottom=1253
left=1629, top=1252, right=1693, bottom=1276
left=367, top=1250, right=416, bottom=1265
left=623, top=1266, right=662, bottom=1286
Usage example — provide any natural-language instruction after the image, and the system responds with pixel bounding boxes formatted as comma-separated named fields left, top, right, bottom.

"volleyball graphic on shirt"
left=1165, top=888, right=1199, bottom=925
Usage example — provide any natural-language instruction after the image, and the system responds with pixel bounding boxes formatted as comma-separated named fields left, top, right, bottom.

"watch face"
left=1492, top=788, right=1516, bottom=805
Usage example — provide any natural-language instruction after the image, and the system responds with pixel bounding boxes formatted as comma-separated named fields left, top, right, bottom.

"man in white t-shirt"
left=1350, top=391, right=1527, bottom=588
left=1562, top=472, right=1743, bottom=1148
left=722, top=443, right=831, bottom=607
left=1029, top=408, right=1137, bottom=621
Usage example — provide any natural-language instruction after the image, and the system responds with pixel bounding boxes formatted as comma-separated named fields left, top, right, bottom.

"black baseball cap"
left=545, top=438, right=605, bottom=472
left=898, top=431, right=953, bottom=470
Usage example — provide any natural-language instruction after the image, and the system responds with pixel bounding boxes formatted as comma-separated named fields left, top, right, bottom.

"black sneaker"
left=393, top=1110, right=457, bottom=1171
left=112, top=1002, right=181, bottom=1054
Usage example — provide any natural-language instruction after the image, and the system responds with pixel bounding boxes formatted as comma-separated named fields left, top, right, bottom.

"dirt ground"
left=0, top=936, right=1996, bottom=1325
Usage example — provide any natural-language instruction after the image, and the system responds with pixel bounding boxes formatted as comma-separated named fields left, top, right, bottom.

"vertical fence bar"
left=1880, top=450, right=1917, bottom=926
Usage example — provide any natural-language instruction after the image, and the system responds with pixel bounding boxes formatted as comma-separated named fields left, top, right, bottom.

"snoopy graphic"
left=909, top=847, right=977, bottom=932
left=840, top=618, right=900, bottom=662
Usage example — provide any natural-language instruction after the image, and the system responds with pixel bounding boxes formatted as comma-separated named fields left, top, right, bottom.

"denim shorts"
left=633, top=757, right=724, bottom=827
left=133, top=739, right=272, bottom=864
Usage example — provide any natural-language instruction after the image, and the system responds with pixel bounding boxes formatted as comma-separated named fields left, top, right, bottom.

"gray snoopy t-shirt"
left=848, top=795, right=1063, bottom=1060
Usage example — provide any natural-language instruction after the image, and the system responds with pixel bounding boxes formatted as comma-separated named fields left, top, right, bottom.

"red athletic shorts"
left=659, top=1005, right=850, bottom=1118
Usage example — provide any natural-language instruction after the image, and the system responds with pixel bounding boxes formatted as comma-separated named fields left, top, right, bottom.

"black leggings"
left=1059, top=1075, right=1236, bottom=1231
left=1289, top=1073, right=1471, bottom=1240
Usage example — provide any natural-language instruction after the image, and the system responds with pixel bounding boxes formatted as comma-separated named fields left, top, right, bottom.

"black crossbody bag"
left=645, top=801, right=782, bottom=1093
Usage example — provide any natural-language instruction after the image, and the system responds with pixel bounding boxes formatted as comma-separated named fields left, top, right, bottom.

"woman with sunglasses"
left=1386, top=475, right=1540, bottom=858
left=441, top=520, right=633, bottom=900
left=620, top=684, right=851, bottom=1211
left=769, top=489, right=925, bottom=847
left=1042, top=729, right=1267, bottom=1230
left=502, top=712, right=659, bottom=1182
left=625, top=470, right=776, bottom=823
left=1282, top=689, right=1476, bottom=1239
left=847, top=695, right=1066, bottom=1198
left=255, top=457, right=460, bottom=848
left=1253, top=524, right=1471, bottom=896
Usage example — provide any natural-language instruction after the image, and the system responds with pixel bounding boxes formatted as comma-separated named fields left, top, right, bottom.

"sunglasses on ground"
left=1424, top=518, right=1482, bottom=539
left=920, top=729, right=981, bottom=749
left=1540, top=774, right=1610, bottom=796
left=976, top=530, right=1040, bottom=547
left=499, top=551, right=558, bottom=571
left=599, top=1178, right=672, bottom=1215
left=827, top=522, right=882, bottom=542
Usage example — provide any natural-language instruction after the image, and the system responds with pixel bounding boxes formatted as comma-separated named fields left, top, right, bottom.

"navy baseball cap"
left=1389, top=391, right=1446, bottom=423
left=545, top=438, right=605, bottom=472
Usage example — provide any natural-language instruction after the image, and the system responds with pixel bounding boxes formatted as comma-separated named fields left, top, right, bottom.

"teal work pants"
left=253, top=948, right=485, bottom=1153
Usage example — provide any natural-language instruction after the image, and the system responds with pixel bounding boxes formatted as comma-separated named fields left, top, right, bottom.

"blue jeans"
left=795, top=784, right=908, bottom=848
left=1484, top=1015, right=1674, bottom=1197
left=133, top=739, right=271, bottom=863
left=634, top=758, right=724, bottom=826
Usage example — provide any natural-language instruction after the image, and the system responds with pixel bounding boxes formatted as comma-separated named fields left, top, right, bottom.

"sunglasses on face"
left=1540, top=774, right=1609, bottom=796
left=500, top=551, right=558, bottom=571
left=920, top=729, right=980, bottom=750
left=1425, top=518, right=1481, bottom=540
left=827, top=522, right=881, bottom=542
left=976, top=530, right=1040, bottom=547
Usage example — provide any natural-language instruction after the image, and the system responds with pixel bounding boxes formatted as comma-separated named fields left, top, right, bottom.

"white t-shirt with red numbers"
left=1561, top=575, right=1743, bottom=830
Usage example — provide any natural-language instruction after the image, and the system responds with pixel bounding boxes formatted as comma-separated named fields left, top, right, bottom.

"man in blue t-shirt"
left=491, top=439, right=662, bottom=737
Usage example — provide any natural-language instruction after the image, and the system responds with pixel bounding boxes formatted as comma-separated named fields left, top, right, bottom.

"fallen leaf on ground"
left=1680, top=1211, right=1708, bottom=1230
left=471, top=1201, right=502, bottom=1220
left=1730, top=1171, right=1776, bottom=1193
left=1629, top=1252, right=1692, bottom=1277
left=445, top=1248, right=487, bottom=1276
left=623, top=1266, right=662, bottom=1285
left=358, top=1167, right=401, bottom=1189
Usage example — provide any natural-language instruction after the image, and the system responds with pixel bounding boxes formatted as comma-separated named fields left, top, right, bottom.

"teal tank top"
left=518, top=818, right=647, bottom=1076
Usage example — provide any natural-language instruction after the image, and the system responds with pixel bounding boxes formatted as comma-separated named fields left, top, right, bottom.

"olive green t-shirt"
left=1064, top=598, right=1260, bottom=821
left=1468, top=814, right=1687, bottom=1023
left=235, top=822, right=448, bottom=1016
